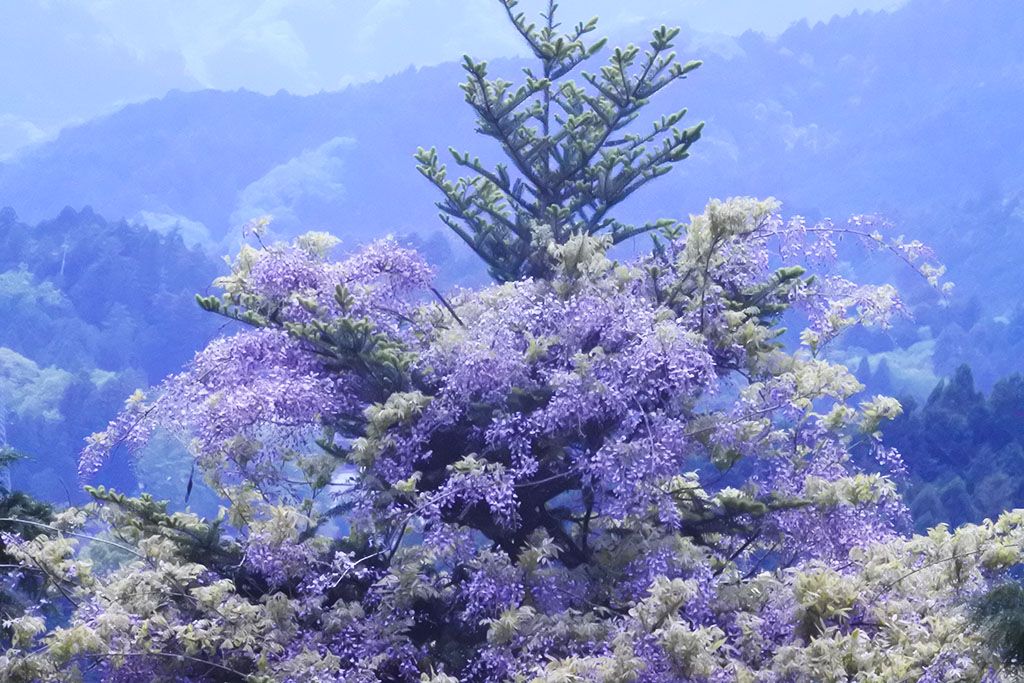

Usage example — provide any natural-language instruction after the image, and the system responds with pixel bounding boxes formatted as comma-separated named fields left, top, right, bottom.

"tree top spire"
left=417, top=0, right=703, bottom=281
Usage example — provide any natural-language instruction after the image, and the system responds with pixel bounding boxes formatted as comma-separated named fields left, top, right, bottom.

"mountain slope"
left=0, top=0, right=1021, bottom=329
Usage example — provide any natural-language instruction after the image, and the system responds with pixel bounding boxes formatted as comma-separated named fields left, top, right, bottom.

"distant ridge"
left=0, top=0, right=1020, bottom=298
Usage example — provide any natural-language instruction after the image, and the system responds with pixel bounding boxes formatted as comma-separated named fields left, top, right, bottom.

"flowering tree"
left=0, top=3, right=1015, bottom=682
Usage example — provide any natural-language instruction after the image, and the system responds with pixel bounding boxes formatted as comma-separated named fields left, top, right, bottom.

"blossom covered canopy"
left=2, top=197, right=1009, bottom=683
left=0, top=2, right=1005, bottom=679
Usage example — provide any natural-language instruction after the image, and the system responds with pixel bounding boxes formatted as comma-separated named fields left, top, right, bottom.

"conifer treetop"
left=416, top=0, right=703, bottom=281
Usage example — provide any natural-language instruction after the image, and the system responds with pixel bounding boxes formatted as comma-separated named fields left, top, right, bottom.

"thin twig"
left=0, top=518, right=143, bottom=558
left=429, top=286, right=466, bottom=328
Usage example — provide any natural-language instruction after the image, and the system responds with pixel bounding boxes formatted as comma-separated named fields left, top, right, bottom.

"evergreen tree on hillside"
left=0, top=206, right=220, bottom=499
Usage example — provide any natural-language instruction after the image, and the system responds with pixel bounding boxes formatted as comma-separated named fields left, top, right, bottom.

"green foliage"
left=2, top=4, right=1018, bottom=680
left=85, top=486, right=230, bottom=565
left=0, top=491, right=56, bottom=650
left=416, top=0, right=702, bottom=281
left=973, top=582, right=1024, bottom=670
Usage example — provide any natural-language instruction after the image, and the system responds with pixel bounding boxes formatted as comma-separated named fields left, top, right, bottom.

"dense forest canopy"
left=0, top=207, right=221, bottom=499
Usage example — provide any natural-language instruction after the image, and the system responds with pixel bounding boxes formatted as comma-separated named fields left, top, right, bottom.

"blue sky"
left=0, top=0, right=905, bottom=159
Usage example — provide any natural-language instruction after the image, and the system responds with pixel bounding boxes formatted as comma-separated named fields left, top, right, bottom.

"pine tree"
left=416, top=0, right=703, bottom=281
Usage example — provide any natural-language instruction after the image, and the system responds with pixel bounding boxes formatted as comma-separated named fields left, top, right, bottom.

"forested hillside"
left=0, top=0, right=1020, bottom=505
left=1, top=0, right=1020, bottom=260
left=0, top=207, right=220, bottom=499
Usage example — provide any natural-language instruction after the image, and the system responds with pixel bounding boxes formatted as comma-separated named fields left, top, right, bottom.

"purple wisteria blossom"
left=13, top=195, right=986, bottom=682
left=1, top=3, right=1010, bottom=679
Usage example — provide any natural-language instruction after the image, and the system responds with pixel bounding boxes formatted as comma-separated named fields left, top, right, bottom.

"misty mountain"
left=0, top=0, right=1020, bottom=519
left=0, top=0, right=1021, bottom=385
left=1, top=0, right=1019, bottom=240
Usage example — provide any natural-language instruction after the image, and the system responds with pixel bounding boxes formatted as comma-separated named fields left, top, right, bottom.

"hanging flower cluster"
left=0, top=2, right=1012, bottom=677
left=3, top=196, right=1013, bottom=683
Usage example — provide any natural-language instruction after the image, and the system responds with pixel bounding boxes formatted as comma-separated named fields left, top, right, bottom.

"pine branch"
left=421, top=3, right=703, bottom=281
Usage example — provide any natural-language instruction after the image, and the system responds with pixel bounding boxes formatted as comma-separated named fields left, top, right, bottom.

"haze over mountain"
left=1, top=1, right=1020, bottom=277
left=0, top=0, right=1022, bottom=396
left=0, top=0, right=905, bottom=159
